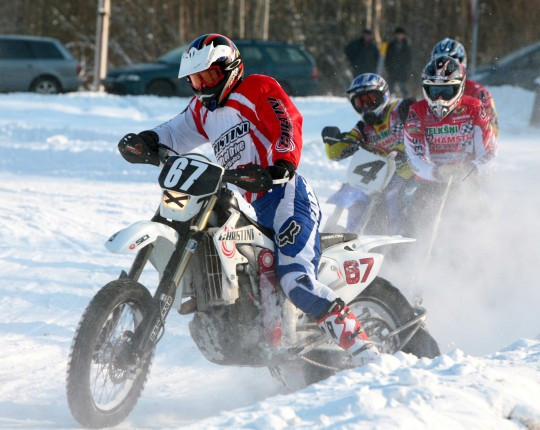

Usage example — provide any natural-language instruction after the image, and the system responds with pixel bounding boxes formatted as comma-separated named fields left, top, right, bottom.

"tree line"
left=1, top=0, right=538, bottom=95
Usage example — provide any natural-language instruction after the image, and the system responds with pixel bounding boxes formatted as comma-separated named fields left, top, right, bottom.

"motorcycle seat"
left=320, top=232, right=358, bottom=251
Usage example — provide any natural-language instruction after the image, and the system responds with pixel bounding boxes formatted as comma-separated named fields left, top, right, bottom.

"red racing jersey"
left=152, top=74, right=302, bottom=202
left=404, top=95, right=497, bottom=181
left=465, top=79, right=499, bottom=137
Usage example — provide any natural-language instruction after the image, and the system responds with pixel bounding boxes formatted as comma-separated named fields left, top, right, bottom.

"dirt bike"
left=323, top=142, right=402, bottom=235
left=66, top=153, right=440, bottom=429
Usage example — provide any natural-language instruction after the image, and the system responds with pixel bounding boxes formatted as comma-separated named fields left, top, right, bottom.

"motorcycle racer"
left=321, top=73, right=415, bottom=234
left=116, top=34, right=378, bottom=365
left=431, top=38, right=499, bottom=137
left=404, top=55, right=496, bottom=183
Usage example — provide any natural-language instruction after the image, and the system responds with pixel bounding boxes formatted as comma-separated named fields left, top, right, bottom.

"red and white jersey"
left=465, top=79, right=499, bottom=137
left=404, top=95, right=497, bottom=181
left=153, top=74, right=302, bottom=202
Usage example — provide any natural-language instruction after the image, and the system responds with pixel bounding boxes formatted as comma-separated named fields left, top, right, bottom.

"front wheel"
left=66, top=279, right=154, bottom=428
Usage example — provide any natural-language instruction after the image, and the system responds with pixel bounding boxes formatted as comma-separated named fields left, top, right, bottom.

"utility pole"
left=239, top=0, right=245, bottom=38
left=262, top=0, right=270, bottom=40
left=93, top=0, right=111, bottom=92
left=470, top=0, right=479, bottom=76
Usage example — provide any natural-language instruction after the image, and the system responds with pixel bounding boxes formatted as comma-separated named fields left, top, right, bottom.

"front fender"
left=105, top=220, right=179, bottom=254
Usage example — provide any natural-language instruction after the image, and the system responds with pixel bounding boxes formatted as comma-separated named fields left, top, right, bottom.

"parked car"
left=102, top=39, right=319, bottom=97
left=0, top=35, right=82, bottom=94
left=472, top=41, right=540, bottom=91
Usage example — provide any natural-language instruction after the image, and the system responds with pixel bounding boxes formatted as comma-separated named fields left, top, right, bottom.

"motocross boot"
left=317, top=299, right=379, bottom=366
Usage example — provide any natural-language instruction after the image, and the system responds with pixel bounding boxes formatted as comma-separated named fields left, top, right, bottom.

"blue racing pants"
left=252, top=174, right=337, bottom=319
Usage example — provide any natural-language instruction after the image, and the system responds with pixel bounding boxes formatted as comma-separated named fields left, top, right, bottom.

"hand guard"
left=223, top=164, right=274, bottom=193
left=118, top=131, right=161, bottom=166
left=223, top=160, right=295, bottom=193
left=321, top=126, right=342, bottom=145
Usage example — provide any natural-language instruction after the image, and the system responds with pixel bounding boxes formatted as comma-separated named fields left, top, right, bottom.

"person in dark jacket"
left=345, top=28, right=380, bottom=75
left=384, top=27, right=412, bottom=98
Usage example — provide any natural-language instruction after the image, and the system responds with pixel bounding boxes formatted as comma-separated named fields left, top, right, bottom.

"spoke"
left=89, top=301, right=141, bottom=409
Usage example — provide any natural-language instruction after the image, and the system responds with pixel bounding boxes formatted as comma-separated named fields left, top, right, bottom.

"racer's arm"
left=151, top=97, right=210, bottom=154
left=254, top=78, right=303, bottom=173
left=483, top=93, right=499, bottom=138
left=470, top=82, right=499, bottom=138
left=224, top=76, right=301, bottom=189
left=471, top=105, right=497, bottom=176
left=117, top=97, right=208, bottom=166
left=403, top=104, right=438, bottom=181
left=322, top=121, right=366, bottom=161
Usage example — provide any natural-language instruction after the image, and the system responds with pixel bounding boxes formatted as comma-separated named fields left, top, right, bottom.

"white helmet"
left=178, top=34, right=244, bottom=111
left=422, top=56, right=466, bottom=119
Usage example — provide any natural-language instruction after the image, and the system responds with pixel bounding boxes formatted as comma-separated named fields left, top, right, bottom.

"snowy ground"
left=0, top=86, right=539, bottom=429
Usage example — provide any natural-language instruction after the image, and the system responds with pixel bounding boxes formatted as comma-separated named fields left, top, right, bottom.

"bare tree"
left=2, top=0, right=539, bottom=94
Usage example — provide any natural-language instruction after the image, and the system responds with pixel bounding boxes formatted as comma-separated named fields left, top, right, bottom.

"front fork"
left=127, top=195, right=219, bottom=362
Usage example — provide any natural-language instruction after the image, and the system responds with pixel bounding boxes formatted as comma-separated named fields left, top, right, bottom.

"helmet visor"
left=351, top=91, right=384, bottom=111
left=423, top=84, right=460, bottom=101
left=188, top=66, right=224, bottom=91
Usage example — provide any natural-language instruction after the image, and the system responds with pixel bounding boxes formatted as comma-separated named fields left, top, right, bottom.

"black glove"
left=397, top=97, right=416, bottom=122
left=118, top=130, right=160, bottom=166
left=267, top=159, right=296, bottom=180
left=321, top=126, right=342, bottom=145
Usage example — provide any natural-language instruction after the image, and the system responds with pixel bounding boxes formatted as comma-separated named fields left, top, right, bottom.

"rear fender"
left=348, top=234, right=415, bottom=252
left=105, top=220, right=179, bottom=254
left=318, top=235, right=415, bottom=304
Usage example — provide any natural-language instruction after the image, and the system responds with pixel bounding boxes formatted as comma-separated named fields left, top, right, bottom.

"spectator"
left=345, top=28, right=380, bottom=75
left=384, top=27, right=412, bottom=98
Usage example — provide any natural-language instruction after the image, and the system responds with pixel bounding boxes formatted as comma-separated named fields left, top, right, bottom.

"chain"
left=299, top=355, right=341, bottom=372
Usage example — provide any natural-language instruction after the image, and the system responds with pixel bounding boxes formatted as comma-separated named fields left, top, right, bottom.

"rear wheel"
left=351, top=277, right=440, bottom=358
left=66, top=279, right=154, bottom=428
left=273, top=278, right=439, bottom=390
left=30, top=76, right=61, bottom=94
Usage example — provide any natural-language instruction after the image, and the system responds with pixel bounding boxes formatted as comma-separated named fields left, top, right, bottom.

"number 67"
left=343, top=258, right=374, bottom=284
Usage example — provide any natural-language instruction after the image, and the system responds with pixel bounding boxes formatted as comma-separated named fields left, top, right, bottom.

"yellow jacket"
left=324, top=99, right=413, bottom=179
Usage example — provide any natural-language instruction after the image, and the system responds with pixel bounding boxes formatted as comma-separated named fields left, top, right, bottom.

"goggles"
left=351, top=91, right=383, bottom=111
left=423, top=84, right=460, bottom=101
left=188, top=66, right=224, bottom=91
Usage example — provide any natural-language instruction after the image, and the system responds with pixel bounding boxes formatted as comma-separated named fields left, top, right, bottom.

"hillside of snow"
left=0, top=86, right=539, bottom=429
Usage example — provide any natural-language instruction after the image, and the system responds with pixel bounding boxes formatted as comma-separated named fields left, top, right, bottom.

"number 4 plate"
left=346, top=147, right=396, bottom=195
